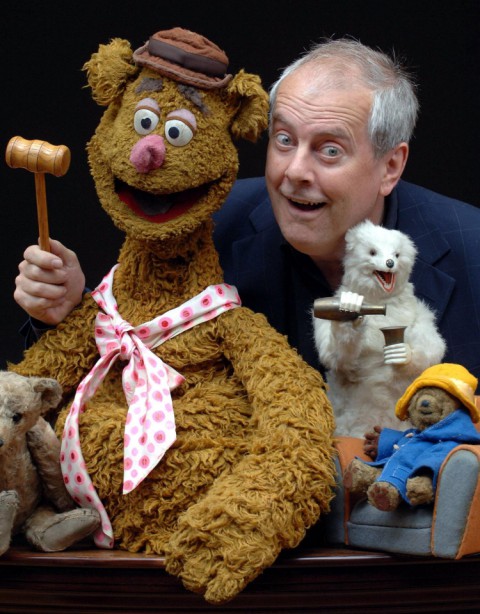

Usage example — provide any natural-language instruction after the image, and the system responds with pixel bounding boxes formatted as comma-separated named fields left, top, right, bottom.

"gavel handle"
left=34, top=173, right=50, bottom=252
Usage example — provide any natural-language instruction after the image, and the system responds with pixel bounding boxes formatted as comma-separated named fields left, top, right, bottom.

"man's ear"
left=226, top=69, right=269, bottom=143
left=380, top=142, right=409, bottom=196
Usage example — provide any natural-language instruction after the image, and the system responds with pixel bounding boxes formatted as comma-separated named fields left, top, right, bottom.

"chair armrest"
left=432, top=444, right=480, bottom=558
left=335, top=436, right=369, bottom=471
left=324, top=437, right=369, bottom=545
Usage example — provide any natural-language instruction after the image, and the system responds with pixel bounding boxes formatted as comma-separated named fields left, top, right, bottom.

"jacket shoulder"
left=213, top=177, right=271, bottom=245
left=397, top=181, right=480, bottom=227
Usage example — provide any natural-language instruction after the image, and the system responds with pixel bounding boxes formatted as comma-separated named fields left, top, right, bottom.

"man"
left=14, top=39, right=480, bottom=382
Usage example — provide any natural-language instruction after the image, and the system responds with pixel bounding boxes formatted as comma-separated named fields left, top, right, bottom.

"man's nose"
left=284, top=146, right=314, bottom=183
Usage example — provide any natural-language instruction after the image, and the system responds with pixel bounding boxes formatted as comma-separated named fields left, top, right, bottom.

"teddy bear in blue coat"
left=343, top=363, right=480, bottom=511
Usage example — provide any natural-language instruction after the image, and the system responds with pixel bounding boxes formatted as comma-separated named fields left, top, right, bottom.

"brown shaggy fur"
left=12, top=33, right=336, bottom=604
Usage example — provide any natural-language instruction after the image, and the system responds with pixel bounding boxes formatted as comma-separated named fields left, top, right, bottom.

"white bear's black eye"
left=164, top=119, right=194, bottom=147
left=369, top=249, right=377, bottom=256
left=134, top=108, right=160, bottom=135
left=12, top=413, right=22, bottom=424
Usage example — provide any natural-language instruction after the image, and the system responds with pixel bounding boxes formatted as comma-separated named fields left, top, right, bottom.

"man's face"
left=266, top=65, right=401, bottom=268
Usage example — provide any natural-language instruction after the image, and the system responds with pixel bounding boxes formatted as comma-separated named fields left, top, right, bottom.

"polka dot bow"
left=60, top=264, right=241, bottom=548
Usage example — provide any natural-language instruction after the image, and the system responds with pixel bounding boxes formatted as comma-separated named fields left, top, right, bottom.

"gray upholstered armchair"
left=324, top=435, right=480, bottom=559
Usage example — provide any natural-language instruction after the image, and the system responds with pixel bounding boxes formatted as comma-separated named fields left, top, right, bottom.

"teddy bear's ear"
left=226, top=70, right=269, bottom=143
left=32, top=378, right=63, bottom=413
left=83, top=38, right=139, bottom=106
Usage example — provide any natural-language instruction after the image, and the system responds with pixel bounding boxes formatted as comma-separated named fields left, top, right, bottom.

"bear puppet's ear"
left=32, top=378, right=63, bottom=414
left=83, top=38, right=138, bottom=106
left=226, top=70, right=269, bottom=143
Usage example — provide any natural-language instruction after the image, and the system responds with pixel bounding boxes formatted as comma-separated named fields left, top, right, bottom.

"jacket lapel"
left=231, top=202, right=289, bottom=333
left=396, top=183, right=456, bottom=323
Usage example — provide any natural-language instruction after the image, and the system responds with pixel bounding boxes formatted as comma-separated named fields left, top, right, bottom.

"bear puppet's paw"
left=165, top=504, right=277, bottom=604
left=367, top=481, right=401, bottom=511
left=406, top=476, right=434, bottom=506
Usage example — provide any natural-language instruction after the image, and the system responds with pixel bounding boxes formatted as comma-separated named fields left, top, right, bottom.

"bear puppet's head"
left=83, top=27, right=268, bottom=251
left=395, top=362, right=480, bottom=428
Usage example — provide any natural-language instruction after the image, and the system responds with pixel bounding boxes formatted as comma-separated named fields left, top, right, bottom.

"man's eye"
left=276, top=133, right=292, bottom=146
left=134, top=109, right=160, bottom=135
left=324, top=146, right=340, bottom=157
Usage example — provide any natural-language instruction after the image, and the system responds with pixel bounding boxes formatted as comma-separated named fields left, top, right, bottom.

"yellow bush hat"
left=395, top=363, right=479, bottom=423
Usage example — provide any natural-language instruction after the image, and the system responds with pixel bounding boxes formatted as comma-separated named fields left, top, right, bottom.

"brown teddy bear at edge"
left=0, top=371, right=100, bottom=555
left=343, top=364, right=480, bottom=511
left=11, top=28, right=336, bottom=604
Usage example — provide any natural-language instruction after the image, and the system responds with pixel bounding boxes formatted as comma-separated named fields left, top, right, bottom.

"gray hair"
left=269, top=38, right=419, bottom=157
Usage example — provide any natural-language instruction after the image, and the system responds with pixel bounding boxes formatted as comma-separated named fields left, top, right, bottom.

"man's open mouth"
left=374, top=270, right=396, bottom=293
left=116, top=180, right=210, bottom=223
left=288, top=197, right=326, bottom=211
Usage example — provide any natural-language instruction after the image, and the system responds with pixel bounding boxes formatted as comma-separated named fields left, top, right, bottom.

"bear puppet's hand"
left=363, top=425, right=382, bottom=460
left=164, top=496, right=279, bottom=605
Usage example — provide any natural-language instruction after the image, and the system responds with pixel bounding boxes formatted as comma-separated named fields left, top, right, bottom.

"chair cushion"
left=347, top=500, right=433, bottom=555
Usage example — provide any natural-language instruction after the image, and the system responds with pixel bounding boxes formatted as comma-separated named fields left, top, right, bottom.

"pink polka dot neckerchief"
left=60, top=264, right=241, bottom=549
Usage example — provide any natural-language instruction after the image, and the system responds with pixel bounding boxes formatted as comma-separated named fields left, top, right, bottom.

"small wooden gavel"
left=6, top=136, right=71, bottom=252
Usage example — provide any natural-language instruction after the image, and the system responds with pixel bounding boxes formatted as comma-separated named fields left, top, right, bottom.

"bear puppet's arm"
left=10, top=295, right=100, bottom=395
left=27, top=417, right=76, bottom=512
left=165, top=308, right=336, bottom=604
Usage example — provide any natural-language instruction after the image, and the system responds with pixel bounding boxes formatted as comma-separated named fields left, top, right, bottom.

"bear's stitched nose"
left=386, top=259, right=394, bottom=268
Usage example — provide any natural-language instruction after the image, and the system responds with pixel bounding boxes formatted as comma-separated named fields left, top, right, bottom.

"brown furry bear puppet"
left=11, top=28, right=336, bottom=603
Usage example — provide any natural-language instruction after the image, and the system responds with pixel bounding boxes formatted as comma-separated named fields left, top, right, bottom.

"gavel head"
left=5, top=136, right=70, bottom=177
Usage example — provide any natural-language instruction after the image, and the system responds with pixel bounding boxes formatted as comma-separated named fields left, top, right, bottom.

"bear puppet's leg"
left=343, top=458, right=382, bottom=495
left=406, top=476, right=434, bottom=506
left=23, top=505, right=101, bottom=552
left=0, top=491, right=20, bottom=555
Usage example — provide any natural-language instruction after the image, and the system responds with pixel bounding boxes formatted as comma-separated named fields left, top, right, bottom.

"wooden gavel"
left=6, top=136, right=71, bottom=252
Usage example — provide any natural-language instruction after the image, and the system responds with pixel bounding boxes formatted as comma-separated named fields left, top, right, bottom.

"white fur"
left=313, top=220, right=446, bottom=437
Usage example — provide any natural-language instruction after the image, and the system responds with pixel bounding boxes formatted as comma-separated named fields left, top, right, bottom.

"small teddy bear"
left=343, top=363, right=480, bottom=511
left=0, top=371, right=100, bottom=555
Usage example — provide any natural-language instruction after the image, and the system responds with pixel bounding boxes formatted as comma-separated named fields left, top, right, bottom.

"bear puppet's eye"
left=12, top=413, right=22, bottom=424
left=164, top=119, right=194, bottom=147
left=369, top=249, right=377, bottom=256
left=134, top=108, right=160, bottom=135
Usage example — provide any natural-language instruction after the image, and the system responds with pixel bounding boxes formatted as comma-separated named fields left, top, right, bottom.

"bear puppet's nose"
left=386, top=259, right=394, bottom=269
left=130, top=135, right=166, bottom=173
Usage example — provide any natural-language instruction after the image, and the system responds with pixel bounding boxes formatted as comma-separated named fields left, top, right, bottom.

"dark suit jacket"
left=213, top=177, right=480, bottom=384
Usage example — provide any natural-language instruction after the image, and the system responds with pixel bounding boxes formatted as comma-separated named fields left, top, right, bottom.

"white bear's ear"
left=83, top=38, right=139, bottom=106
left=32, top=378, right=63, bottom=413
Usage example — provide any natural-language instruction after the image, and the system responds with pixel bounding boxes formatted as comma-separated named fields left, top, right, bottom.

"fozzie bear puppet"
left=12, top=28, right=336, bottom=603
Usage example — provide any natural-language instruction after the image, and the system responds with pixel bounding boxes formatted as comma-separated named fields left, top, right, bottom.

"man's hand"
left=14, top=239, right=86, bottom=325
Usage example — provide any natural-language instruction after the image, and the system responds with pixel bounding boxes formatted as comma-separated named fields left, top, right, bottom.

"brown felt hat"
left=133, top=27, right=232, bottom=90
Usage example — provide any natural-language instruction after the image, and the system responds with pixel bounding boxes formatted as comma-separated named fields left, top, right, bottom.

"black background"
left=1, top=0, right=479, bottom=368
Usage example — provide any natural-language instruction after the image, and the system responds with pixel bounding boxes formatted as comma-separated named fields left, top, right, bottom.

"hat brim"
left=133, top=45, right=232, bottom=90
left=395, top=376, right=479, bottom=423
